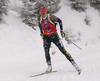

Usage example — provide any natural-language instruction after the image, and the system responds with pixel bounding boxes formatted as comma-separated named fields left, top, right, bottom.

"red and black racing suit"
left=38, top=14, right=74, bottom=64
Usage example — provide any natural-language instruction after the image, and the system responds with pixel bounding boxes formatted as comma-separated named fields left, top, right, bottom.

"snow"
left=0, top=1, right=100, bottom=81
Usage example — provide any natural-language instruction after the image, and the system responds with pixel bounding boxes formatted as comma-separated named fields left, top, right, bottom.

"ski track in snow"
left=0, top=2, right=100, bottom=81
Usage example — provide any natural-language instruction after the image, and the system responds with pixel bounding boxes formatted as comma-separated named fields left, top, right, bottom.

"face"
left=40, top=11, right=47, bottom=18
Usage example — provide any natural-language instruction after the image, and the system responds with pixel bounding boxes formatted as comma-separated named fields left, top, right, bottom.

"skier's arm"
left=38, top=16, right=43, bottom=35
left=38, top=22, right=43, bottom=35
left=55, top=17, right=65, bottom=38
left=50, top=15, right=63, bottom=31
left=56, top=17, right=63, bottom=31
left=38, top=22, right=44, bottom=38
left=38, top=16, right=44, bottom=39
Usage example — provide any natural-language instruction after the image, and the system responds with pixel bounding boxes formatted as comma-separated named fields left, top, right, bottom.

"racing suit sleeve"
left=55, top=17, right=63, bottom=31
left=38, top=22, right=43, bottom=34
left=38, top=16, right=43, bottom=35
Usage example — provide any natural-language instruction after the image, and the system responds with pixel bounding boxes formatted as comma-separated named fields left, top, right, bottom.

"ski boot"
left=71, top=60, right=81, bottom=75
left=45, top=61, right=52, bottom=73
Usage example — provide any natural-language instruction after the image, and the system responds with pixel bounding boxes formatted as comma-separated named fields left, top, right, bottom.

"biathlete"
left=38, top=7, right=81, bottom=74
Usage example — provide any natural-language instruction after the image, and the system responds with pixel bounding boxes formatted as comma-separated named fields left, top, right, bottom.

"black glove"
left=40, top=33, right=43, bottom=39
left=60, top=30, right=65, bottom=38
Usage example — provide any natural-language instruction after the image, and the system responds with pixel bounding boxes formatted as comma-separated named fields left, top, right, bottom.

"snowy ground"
left=0, top=1, right=100, bottom=81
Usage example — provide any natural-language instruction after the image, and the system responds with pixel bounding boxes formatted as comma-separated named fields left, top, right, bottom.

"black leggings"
left=43, top=33, right=73, bottom=63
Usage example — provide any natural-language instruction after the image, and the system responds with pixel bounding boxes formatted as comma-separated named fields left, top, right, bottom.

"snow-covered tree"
left=69, top=0, right=87, bottom=12
left=68, top=0, right=100, bottom=13
left=64, top=28, right=81, bottom=44
left=20, top=0, right=61, bottom=30
left=89, top=0, right=100, bottom=11
left=0, top=0, right=8, bottom=23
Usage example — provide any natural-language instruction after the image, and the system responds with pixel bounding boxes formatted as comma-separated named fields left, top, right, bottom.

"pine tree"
left=20, top=0, right=61, bottom=30
left=0, top=0, right=8, bottom=23
left=89, top=0, right=100, bottom=11
left=69, top=0, right=87, bottom=12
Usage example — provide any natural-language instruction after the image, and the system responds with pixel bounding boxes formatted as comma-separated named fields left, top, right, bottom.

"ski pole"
left=61, top=38, right=82, bottom=50
left=70, top=41, right=82, bottom=50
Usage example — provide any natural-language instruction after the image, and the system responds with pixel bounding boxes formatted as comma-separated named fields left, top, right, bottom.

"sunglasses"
left=40, top=12, right=46, bottom=14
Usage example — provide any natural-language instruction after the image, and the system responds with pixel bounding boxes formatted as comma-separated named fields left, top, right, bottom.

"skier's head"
left=40, top=7, right=47, bottom=18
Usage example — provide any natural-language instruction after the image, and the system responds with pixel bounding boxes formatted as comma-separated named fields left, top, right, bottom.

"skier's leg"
left=54, top=39, right=74, bottom=62
left=54, top=39, right=80, bottom=72
left=52, top=33, right=73, bottom=62
left=53, top=33, right=81, bottom=73
left=43, top=39, right=52, bottom=72
left=43, top=40, right=51, bottom=62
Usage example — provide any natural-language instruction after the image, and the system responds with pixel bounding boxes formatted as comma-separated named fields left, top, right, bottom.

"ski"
left=30, top=70, right=60, bottom=77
